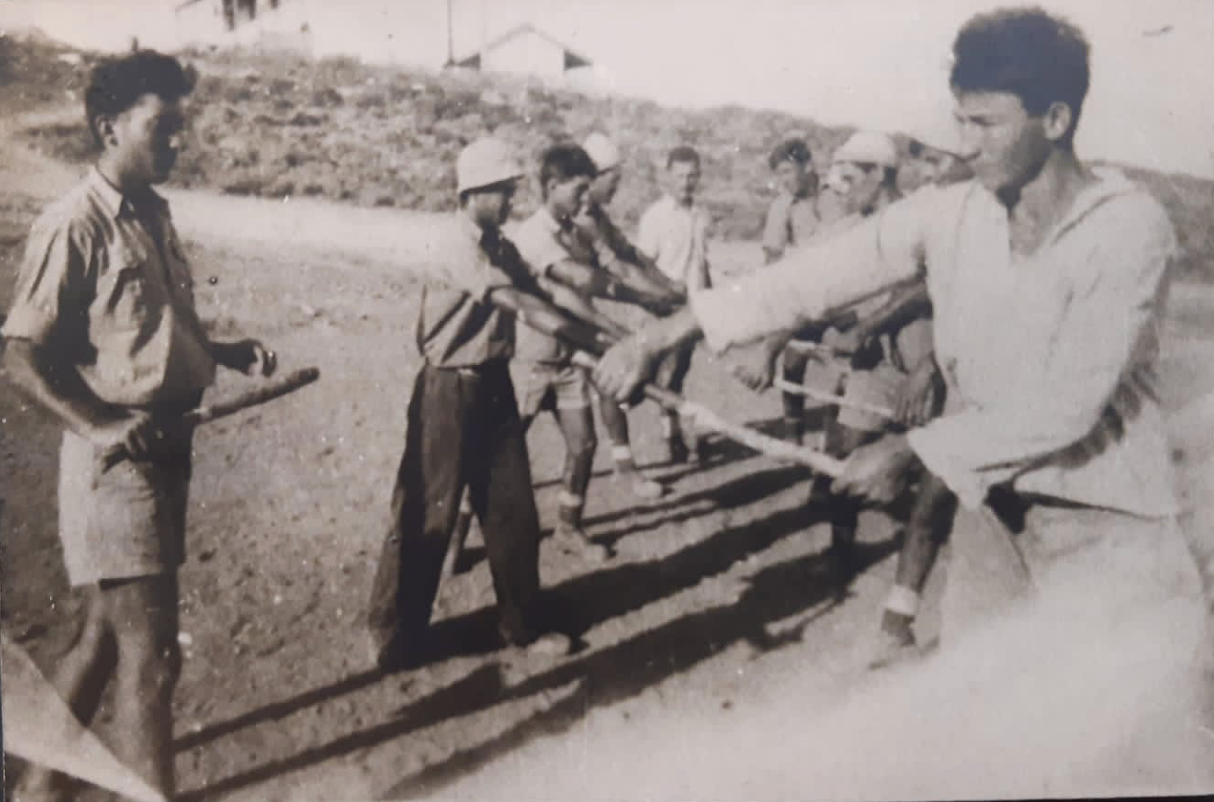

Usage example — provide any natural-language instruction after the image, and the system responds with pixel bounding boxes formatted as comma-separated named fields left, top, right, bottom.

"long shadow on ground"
left=175, top=447, right=815, bottom=745
left=179, top=530, right=897, bottom=800
left=176, top=507, right=894, bottom=799
left=382, top=538, right=898, bottom=800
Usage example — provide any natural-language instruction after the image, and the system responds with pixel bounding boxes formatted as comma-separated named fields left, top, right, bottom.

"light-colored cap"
left=907, top=117, right=964, bottom=158
left=456, top=137, right=524, bottom=194
left=832, top=131, right=899, bottom=169
left=582, top=132, right=621, bottom=172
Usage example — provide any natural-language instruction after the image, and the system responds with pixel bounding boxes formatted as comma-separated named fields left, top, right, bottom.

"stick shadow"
left=175, top=490, right=894, bottom=800
left=383, top=537, right=899, bottom=799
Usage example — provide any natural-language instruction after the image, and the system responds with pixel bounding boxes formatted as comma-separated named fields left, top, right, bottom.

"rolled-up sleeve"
left=1, top=216, right=89, bottom=345
left=907, top=195, right=1177, bottom=508
left=690, top=191, right=930, bottom=352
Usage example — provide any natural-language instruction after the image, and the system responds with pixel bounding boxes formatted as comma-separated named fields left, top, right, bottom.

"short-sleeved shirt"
left=416, top=213, right=533, bottom=368
left=762, top=191, right=821, bottom=258
left=636, top=195, right=711, bottom=291
left=510, top=208, right=585, bottom=365
left=2, top=167, right=215, bottom=406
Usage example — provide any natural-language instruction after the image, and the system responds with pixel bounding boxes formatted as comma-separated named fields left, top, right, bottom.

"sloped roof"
left=455, top=23, right=593, bottom=70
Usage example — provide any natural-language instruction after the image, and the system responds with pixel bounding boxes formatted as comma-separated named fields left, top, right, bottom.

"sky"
left=3, top=0, right=1213, bottom=178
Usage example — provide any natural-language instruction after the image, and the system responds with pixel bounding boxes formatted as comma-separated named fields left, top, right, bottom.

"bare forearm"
left=854, top=286, right=930, bottom=342
left=2, top=340, right=121, bottom=437
left=490, top=288, right=614, bottom=354
left=602, top=259, right=685, bottom=308
left=636, top=307, right=702, bottom=355
left=546, top=282, right=630, bottom=340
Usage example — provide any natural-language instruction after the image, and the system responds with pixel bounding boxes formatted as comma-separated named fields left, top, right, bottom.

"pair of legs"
left=511, top=363, right=608, bottom=561
left=14, top=574, right=181, bottom=802
left=367, top=361, right=562, bottom=670
left=870, top=473, right=957, bottom=667
left=18, top=424, right=196, bottom=800
left=655, top=342, right=699, bottom=463
left=596, top=393, right=665, bottom=500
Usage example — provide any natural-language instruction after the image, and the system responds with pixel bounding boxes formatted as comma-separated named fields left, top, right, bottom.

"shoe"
left=616, top=470, right=665, bottom=501
left=868, top=614, right=918, bottom=670
left=553, top=525, right=610, bottom=563
left=368, top=630, right=429, bottom=674
left=525, top=631, right=573, bottom=659
left=499, top=631, right=573, bottom=687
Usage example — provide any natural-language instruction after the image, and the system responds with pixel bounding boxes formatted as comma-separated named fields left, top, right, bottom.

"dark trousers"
left=367, top=361, right=542, bottom=649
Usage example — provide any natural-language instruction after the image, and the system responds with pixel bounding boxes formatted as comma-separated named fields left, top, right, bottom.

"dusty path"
left=3, top=141, right=1214, bottom=800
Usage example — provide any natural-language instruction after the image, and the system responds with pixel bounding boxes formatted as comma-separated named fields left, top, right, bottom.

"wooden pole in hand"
left=569, top=351, right=844, bottom=477
left=101, top=367, right=321, bottom=471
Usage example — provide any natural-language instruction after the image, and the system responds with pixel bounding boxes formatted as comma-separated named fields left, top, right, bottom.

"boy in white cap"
left=367, top=137, right=596, bottom=671
left=815, top=131, right=935, bottom=572
left=578, top=132, right=684, bottom=500
left=898, top=121, right=972, bottom=194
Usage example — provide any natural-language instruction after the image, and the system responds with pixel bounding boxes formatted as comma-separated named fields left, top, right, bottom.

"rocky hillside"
left=4, top=31, right=1213, bottom=276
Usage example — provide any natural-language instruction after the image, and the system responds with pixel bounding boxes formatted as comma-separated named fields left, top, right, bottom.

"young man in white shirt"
left=637, top=145, right=711, bottom=462
left=595, top=7, right=1208, bottom=662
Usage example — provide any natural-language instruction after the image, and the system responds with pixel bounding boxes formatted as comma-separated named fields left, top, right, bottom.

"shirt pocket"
left=96, top=243, right=155, bottom=331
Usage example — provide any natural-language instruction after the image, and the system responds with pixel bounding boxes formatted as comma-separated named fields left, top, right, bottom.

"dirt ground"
left=3, top=129, right=1214, bottom=801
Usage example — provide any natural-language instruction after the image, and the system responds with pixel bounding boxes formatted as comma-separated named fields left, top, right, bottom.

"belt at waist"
left=129, top=390, right=205, bottom=419
left=426, top=358, right=511, bottom=377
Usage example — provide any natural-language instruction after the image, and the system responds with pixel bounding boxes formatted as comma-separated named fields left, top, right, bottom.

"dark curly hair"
left=538, top=143, right=597, bottom=199
left=768, top=138, right=812, bottom=170
left=951, top=7, right=1089, bottom=145
left=85, top=50, right=196, bottom=146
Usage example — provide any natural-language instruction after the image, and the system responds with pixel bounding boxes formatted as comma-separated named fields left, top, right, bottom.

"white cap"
left=582, top=132, right=621, bottom=172
left=907, top=117, right=964, bottom=158
left=456, top=137, right=524, bottom=194
left=832, top=131, right=899, bottom=169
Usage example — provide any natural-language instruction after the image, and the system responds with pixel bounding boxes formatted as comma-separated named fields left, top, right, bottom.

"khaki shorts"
left=512, top=361, right=592, bottom=418
left=59, top=429, right=193, bottom=586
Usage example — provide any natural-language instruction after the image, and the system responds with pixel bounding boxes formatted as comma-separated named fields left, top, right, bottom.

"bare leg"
left=100, top=573, right=182, bottom=797
left=871, top=474, right=957, bottom=669
left=598, top=393, right=664, bottom=500
left=12, top=592, right=115, bottom=802
left=551, top=403, right=608, bottom=562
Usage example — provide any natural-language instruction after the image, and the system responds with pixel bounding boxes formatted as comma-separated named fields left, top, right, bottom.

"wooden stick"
left=773, top=378, right=896, bottom=421
left=570, top=352, right=844, bottom=477
left=101, top=367, right=321, bottom=471
left=784, top=340, right=851, bottom=357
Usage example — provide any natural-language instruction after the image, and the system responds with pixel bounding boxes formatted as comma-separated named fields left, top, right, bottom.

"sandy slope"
left=2, top=141, right=1213, bottom=801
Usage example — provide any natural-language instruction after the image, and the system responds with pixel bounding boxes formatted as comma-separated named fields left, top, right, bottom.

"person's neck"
left=95, top=155, right=146, bottom=197
left=859, top=186, right=896, bottom=218
left=544, top=203, right=570, bottom=229
left=673, top=194, right=694, bottom=209
left=462, top=206, right=495, bottom=237
left=1001, top=147, right=1090, bottom=236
